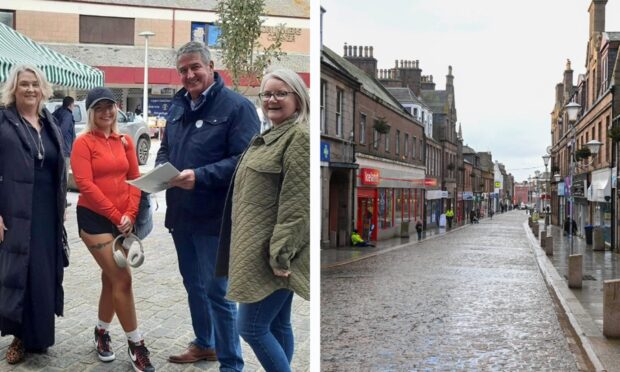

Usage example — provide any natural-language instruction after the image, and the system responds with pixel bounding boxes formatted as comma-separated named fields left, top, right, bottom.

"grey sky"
left=321, top=0, right=620, bottom=182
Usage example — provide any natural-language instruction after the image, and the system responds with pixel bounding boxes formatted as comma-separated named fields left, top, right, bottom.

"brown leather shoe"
left=168, top=343, right=217, bottom=363
left=6, top=337, right=25, bottom=364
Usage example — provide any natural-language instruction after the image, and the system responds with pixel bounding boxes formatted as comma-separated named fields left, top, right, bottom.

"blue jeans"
left=238, top=289, right=294, bottom=372
left=171, top=230, right=243, bottom=372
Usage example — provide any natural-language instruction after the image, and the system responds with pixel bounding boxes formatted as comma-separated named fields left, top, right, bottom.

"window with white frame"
left=359, top=113, right=366, bottom=144
left=373, top=128, right=380, bottom=149
left=336, top=88, right=344, bottom=137
left=404, top=133, right=409, bottom=157
left=384, top=128, right=390, bottom=152
left=320, top=80, right=326, bottom=133
left=412, top=136, right=417, bottom=160
left=395, top=130, right=400, bottom=155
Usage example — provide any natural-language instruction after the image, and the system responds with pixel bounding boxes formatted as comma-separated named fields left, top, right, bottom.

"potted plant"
left=575, top=147, right=592, bottom=161
left=373, top=117, right=390, bottom=134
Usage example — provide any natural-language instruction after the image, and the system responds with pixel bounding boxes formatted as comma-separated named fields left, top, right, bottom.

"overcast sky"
left=321, top=0, right=620, bottom=182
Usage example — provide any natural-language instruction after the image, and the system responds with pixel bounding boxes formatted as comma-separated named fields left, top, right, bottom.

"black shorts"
left=77, top=206, right=121, bottom=237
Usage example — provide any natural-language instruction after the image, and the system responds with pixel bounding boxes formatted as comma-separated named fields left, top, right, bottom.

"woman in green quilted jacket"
left=225, top=67, right=309, bottom=372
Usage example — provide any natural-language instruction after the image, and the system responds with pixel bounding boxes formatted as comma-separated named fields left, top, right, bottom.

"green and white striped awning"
left=0, top=22, right=103, bottom=89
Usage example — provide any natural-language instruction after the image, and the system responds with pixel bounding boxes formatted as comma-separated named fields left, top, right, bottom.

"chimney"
left=343, top=43, right=378, bottom=78
left=396, top=59, right=422, bottom=95
left=563, top=59, right=573, bottom=103
left=589, top=0, right=607, bottom=40
left=421, top=75, right=435, bottom=90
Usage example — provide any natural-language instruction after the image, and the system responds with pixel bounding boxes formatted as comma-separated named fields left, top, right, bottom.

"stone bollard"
left=528, top=216, right=533, bottom=227
left=540, top=231, right=546, bottom=248
left=532, top=224, right=539, bottom=239
left=545, top=236, right=553, bottom=256
left=593, top=227, right=605, bottom=251
left=603, top=279, right=620, bottom=338
left=568, top=254, right=583, bottom=289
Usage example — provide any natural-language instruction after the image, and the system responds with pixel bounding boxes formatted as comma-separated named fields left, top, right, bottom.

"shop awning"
left=587, top=168, right=611, bottom=202
left=0, top=23, right=103, bottom=89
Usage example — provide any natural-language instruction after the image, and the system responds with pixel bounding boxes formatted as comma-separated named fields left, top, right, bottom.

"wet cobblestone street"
left=321, top=212, right=580, bottom=371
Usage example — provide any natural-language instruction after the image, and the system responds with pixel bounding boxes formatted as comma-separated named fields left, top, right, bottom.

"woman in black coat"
left=0, top=65, right=67, bottom=364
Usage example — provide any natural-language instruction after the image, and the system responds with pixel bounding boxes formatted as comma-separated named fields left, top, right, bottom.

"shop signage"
left=424, top=178, right=437, bottom=187
left=463, top=192, right=474, bottom=200
left=360, top=168, right=380, bottom=185
left=494, top=181, right=501, bottom=188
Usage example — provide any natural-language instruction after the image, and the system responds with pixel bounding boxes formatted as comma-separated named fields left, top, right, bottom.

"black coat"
left=0, top=106, right=67, bottom=323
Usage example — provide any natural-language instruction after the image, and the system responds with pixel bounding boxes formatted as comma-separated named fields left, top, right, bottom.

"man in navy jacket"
left=156, top=41, right=259, bottom=371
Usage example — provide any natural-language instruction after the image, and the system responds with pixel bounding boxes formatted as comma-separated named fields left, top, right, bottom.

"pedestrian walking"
left=71, top=87, right=154, bottom=372
left=415, top=219, right=423, bottom=240
left=156, top=41, right=259, bottom=370
left=0, top=65, right=67, bottom=364
left=216, top=67, right=309, bottom=372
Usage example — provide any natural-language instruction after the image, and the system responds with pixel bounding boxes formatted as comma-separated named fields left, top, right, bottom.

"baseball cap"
left=85, top=87, right=116, bottom=110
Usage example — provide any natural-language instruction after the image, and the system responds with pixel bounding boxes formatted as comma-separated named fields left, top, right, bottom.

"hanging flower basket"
left=373, top=117, right=391, bottom=134
left=551, top=165, right=560, bottom=174
left=608, top=126, right=620, bottom=142
left=575, top=147, right=592, bottom=161
left=447, top=163, right=455, bottom=171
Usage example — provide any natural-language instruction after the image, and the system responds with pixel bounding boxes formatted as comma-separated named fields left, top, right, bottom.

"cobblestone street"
left=0, top=190, right=309, bottom=371
left=321, top=212, right=583, bottom=371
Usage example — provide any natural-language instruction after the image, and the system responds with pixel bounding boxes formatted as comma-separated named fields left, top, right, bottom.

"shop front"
left=588, top=168, right=612, bottom=246
left=355, top=159, right=426, bottom=241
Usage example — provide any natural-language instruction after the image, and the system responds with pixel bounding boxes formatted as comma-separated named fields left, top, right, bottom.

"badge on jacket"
left=195, top=120, right=203, bottom=128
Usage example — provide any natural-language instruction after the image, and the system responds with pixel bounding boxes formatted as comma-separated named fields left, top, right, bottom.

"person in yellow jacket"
left=351, top=229, right=374, bottom=247
left=445, top=208, right=455, bottom=229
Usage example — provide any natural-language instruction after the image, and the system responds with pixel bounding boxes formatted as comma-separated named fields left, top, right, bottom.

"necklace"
left=19, top=115, right=45, bottom=162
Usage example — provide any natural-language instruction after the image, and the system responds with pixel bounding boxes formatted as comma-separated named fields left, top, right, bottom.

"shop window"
left=395, top=189, right=402, bottom=222
left=80, top=15, right=134, bottom=45
left=191, top=22, right=220, bottom=48
left=378, top=188, right=393, bottom=229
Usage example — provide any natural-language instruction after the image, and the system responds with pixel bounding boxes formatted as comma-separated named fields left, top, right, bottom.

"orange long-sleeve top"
left=71, top=131, right=141, bottom=226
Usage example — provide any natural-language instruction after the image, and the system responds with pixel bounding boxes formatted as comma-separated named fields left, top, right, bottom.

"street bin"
left=400, top=221, right=410, bottom=238
left=585, top=225, right=593, bottom=245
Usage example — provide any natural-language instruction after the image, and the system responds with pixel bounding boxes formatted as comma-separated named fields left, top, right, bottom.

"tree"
left=215, top=0, right=289, bottom=91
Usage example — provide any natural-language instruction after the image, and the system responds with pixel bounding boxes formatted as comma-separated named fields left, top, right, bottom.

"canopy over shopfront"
left=0, top=23, right=103, bottom=89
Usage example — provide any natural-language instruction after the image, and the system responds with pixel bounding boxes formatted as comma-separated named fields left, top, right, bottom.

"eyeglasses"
left=258, top=91, right=295, bottom=101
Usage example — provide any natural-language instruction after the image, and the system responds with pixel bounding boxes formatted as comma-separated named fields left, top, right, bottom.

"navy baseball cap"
left=86, top=87, right=116, bottom=110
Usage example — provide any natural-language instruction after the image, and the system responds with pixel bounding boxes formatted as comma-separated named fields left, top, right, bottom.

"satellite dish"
left=546, top=145, right=552, bottom=155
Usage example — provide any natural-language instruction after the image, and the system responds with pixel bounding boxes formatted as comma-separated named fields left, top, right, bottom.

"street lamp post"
left=139, top=31, right=155, bottom=125
left=543, top=154, right=551, bottom=225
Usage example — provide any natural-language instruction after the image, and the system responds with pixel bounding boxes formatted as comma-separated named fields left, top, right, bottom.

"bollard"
left=540, top=231, right=546, bottom=248
left=532, top=224, right=539, bottom=239
left=545, top=236, right=553, bottom=256
left=568, top=254, right=583, bottom=289
left=528, top=216, right=533, bottom=227
left=603, top=279, right=620, bottom=338
left=593, top=227, right=605, bottom=251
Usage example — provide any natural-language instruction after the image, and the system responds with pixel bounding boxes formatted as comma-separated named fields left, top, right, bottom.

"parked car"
left=45, top=100, right=151, bottom=165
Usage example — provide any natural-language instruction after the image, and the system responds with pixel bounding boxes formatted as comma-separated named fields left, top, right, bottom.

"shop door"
left=357, top=192, right=377, bottom=241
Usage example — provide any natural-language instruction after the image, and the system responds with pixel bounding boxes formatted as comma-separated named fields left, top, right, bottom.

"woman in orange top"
left=71, top=87, right=154, bottom=372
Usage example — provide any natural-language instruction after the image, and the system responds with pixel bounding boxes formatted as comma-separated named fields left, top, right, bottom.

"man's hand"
left=0, top=215, right=6, bottom=243
left=169, top=169, right=196, bottom=190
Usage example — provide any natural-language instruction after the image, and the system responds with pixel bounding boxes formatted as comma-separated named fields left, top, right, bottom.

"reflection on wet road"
left=321, top=212, right=579, bottom=371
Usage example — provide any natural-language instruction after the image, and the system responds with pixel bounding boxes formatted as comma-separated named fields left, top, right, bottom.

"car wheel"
left=137, top=136, right=150, bottom=165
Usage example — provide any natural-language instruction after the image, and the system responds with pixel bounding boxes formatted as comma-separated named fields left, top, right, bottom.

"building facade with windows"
left=337, top=45, right=427, bottom=241
left=0, top=0, right=309, bottom=115
left=320, top=46, right=360, bottom=248
left=550, top=0, right=618, bottom=248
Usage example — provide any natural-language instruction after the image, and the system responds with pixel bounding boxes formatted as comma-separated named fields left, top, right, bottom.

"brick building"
left=0, top=0, right=309, bottom=114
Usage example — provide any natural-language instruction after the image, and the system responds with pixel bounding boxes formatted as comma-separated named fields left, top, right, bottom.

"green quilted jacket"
left=226, top=118, right=309, bottom=303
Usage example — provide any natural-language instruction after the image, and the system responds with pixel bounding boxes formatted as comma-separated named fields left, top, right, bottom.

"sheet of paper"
left=126, top=162, right=180, bottom=193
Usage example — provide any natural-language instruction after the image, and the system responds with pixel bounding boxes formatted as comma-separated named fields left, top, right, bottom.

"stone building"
left=335, top=44, right=427, bottom=241
left=320, top=46, right=360, bottom=248
left=0, top=0, right=309, bottom=114
left=550, top=0, right=618, bottom=249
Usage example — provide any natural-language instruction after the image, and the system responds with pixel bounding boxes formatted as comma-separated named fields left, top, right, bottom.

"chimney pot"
left=370, top=46, right=374, bottom=57
left=343, top=42, right=348, bottom=56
